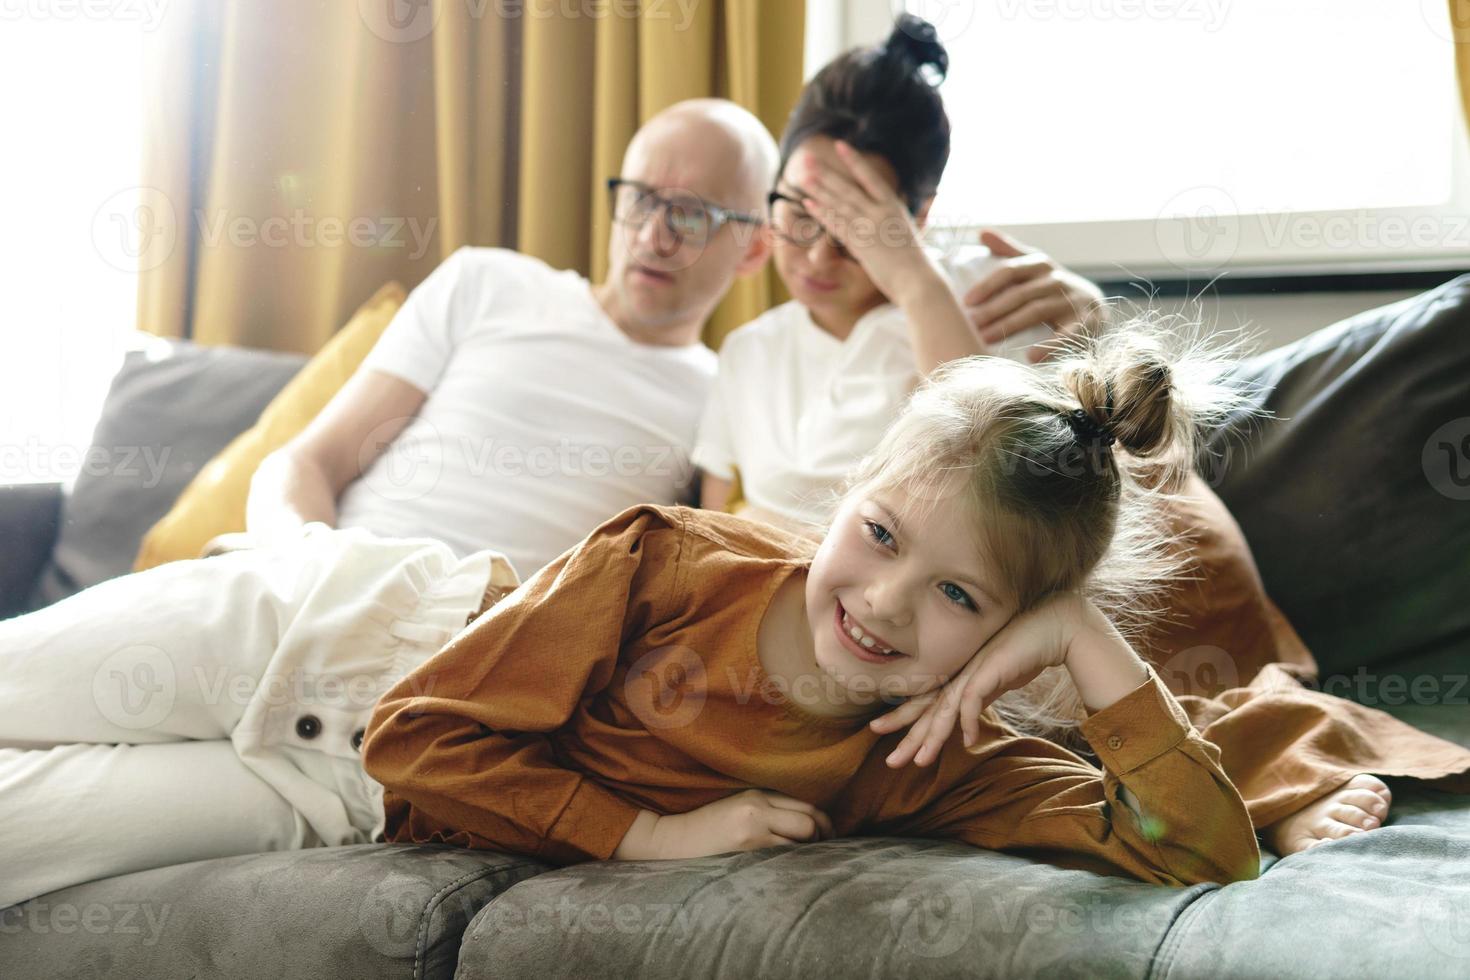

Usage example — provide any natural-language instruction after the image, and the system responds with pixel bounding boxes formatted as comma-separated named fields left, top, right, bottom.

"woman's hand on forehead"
left=798, top=141, right=931, bottom=299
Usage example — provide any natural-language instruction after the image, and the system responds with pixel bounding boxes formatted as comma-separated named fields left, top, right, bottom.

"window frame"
left=817, top=0, right=1470, bottom=282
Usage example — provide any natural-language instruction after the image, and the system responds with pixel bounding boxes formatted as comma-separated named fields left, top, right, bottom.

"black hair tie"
left=1066, top=408, right=1115, bottom=449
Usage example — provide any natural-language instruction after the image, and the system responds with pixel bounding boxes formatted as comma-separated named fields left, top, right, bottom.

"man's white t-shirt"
left=692, top=250, right=1050, bottom=525
left=335, top=246, right=717, bottom=576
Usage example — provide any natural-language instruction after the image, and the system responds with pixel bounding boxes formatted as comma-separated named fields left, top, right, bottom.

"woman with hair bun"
left=695, top=14, right=1033, bottom=531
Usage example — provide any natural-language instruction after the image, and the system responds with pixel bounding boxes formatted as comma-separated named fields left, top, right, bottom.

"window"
left=813, top=0, right=1470, bottom=278
left=0, top=13, right=146, bottom=484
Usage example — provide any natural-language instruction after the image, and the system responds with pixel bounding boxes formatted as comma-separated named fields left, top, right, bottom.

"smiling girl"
left=365, top=318, right=1470, bottom=884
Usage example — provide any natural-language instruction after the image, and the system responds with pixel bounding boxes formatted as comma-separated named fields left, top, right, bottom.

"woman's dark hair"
left=778, top=13, right=950, bottom=213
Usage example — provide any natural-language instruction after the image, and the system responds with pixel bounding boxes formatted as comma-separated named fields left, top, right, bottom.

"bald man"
left=237, top=97, right=778, bottom=577
left=0, top=99, right=783, bottom=907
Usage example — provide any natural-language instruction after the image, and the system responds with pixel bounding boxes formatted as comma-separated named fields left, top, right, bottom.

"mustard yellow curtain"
left=138, top=1, right=521, bottom=353
left=138, top=0, right=803, bottom=355
left=1454, top=0, right=1470, bottom=131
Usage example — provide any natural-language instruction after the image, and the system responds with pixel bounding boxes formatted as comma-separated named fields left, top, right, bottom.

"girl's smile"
left=834, top=599, right=909, bottom=663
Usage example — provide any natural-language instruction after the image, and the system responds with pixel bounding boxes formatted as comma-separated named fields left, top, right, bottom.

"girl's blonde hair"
left=836, top=319, right=1250, bottom=751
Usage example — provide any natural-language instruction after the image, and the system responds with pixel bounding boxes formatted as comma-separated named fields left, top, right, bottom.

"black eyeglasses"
left=606, top=178, right=763, bottom=247
left=767, top=189, right=855, bottom=261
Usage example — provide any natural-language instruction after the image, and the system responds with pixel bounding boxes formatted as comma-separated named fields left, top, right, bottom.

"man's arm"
left=244, top=368, right=428, bottom=540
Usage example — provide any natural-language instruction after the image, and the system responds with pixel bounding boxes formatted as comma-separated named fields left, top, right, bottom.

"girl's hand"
left=868, top=593, right=1090, bottom=768
left=800, top=141, right=937, bottom=304
left=649, top=789, right=835, bottom=859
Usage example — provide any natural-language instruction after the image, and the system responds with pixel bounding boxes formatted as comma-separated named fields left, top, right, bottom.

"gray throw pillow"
left=27, top=340, right=305, bottom=611
left=1207, top=274, right=1470, bottom=676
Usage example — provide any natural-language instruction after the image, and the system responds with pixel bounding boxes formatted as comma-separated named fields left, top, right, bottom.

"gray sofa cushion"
left=0, top=482, right=61, bottom=618
left=1209, top=275, right=1470, bottom=676
left=459, top=839, right=1211, bottom=979
left=26, top=338, right=305, bottom=611
left=0, top=844, right=548, bottom=980
left=1152, top=690, right=1470, bottom=980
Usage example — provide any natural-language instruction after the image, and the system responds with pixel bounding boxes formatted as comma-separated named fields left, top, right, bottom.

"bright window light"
left=0, top=15, right=145, bottom=484
left=866, top=0, right=1470, bottom=275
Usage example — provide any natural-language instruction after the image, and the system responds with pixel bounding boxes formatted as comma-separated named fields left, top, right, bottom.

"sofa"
left=3, top=279, right=1469, bottom=979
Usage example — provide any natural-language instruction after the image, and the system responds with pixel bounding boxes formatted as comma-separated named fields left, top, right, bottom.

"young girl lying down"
left=364, top=326, right=1386, bottom=887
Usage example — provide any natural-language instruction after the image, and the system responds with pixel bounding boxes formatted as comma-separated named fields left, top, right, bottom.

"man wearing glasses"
left=244, top=98, right=777, bottom=579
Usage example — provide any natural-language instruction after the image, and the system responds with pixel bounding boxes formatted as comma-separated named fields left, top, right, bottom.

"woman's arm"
left=888, top=253, right=986, bottom=376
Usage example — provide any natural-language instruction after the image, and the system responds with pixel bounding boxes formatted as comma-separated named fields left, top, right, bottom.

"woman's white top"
left=692, top=249, right=1052, bottom=525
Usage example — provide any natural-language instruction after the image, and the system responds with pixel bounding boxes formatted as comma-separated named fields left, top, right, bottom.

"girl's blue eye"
left=941, top=582, right=977, bottom=612
left=863, top=520, right=894, bottom=548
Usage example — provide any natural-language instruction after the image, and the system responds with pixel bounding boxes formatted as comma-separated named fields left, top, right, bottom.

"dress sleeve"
left=892, top=667, right=1261, bottom=887
left=361, top=505, right=681, bottom=864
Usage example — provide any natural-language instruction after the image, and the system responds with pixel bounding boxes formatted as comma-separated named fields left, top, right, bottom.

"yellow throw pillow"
left=133, top=281, right=407, bottom=570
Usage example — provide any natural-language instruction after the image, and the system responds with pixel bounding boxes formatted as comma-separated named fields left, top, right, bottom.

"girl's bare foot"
left=1262, top=773, right=1392, bottom=856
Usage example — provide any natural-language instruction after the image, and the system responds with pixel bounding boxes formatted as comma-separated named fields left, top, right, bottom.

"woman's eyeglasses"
left=606, top=178, right=762, bottom=247
left=767, top=189, right=854, bottom=261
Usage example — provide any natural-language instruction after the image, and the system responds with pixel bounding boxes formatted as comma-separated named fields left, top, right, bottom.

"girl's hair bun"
left=884, top=13, right=949, bottom=84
